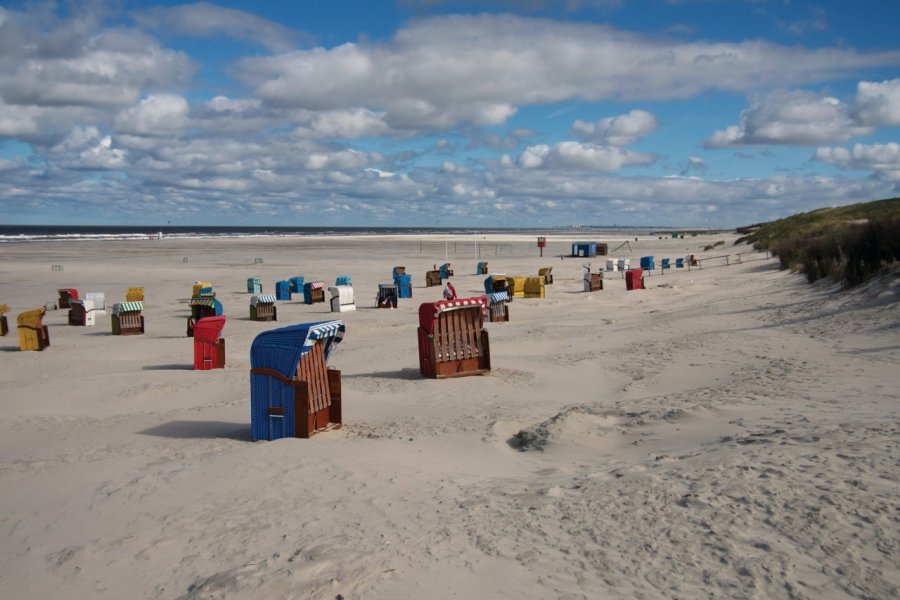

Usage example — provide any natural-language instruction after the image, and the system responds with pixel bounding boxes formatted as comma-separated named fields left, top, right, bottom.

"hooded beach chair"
left=329, top=285, right=356, bottom=312
left=486, top=291, right=509, bottom=323
left=0, top=304, right=8, bottom=336
left=392, top=266, right=406, bottom=278
left=524, top=276, right=545, bottom=298
left=275, top=280, right=292, bottom=301
left=250, top=294, right=278, bottom=321
left=335, top=275, right=352, bottom=286
left=439, top=263, right=453, bottom=279
left=377, top=283, right=399, bottom=308
left=509, top=276, right=525, bottom=298
left=538, top=267, right=553, bottom=284
left=192, top=282, right=214, bottom=297
left=425, top=269, right=441, bottom=287
left=126, top=287, right=144, bottom=302
left=483, top=274, right=510, bottom=298
left=111, top=302, right=144, bottom=335
left=17, top=308, right=50, bottom=351
left=394, top=274, right=412, bottom=298
left=626, top=268, right=645, bottom=290
left=417, top=297, right=490, bottom=379
left=303, top=281, right=326, bottom=305
left=187, top=296, right=223, bottom=337
left=247, top=276, right=262, bottom=294
left=582, top=265, right=602, bottom=292
left=606, top=258, right=618, bottom=272
left=68, top=299, right=93, bottom=326
left=661, top=258, right=671, bottom=271
left=250, top=320, right=345, bottom=440
left=640, top=256, right=655, bottom=271
left=57, top=288, right=79, bottom=309
left=289, top=277, right=305, bottom=294
left=193, top=315, right=226, bottom=370
left=617, top=258, right=630, bottom=272
left=675, top=257, right=685, bottom=269
left=476, top=261, right=489, bottom=275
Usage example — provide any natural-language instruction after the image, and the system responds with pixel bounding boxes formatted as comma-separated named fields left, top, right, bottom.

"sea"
left=0, top=224, right=688, bottom=244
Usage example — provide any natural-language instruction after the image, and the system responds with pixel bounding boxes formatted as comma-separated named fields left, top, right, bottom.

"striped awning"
left=190, top=296, right=217, bottom=307
left=250, top=319, right=346, bottom=379
left=309, top=281, right=325, bottom=289
left=489, top=291, right=509, bottom=303
left=114, top=301, right=143, bottom=314
left=251, top=294, right=276, bottom=306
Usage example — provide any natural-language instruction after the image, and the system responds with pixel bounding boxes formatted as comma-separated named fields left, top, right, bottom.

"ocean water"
left=0, top=224, right=665, bottom=243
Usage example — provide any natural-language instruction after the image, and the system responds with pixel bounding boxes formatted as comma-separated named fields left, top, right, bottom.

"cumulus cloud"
left=518, top=141, right=656, bottom=170
left=133, top=2, right=305, bottom=52
left=236, top=14, right=900, bottom=130
left=114, top=95, right=190, bottom=136
left=571, top=109, right=657, bottom=145
left=815, top=143, right=900, bottom=180
left=300, top=108, right=389, bottom=139
left=853, top=79, right=900, bottom=126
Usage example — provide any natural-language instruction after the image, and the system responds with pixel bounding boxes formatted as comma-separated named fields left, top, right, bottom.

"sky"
left=0, top=0, right=899, bottom=227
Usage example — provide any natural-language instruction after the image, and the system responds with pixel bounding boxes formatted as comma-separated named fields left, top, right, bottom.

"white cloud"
left=518, top=141, right=655, bottom=170
left=853, top=79, right=900, bottom=126
left=236, top=14, right=900, bottom=130
left=114, top=95, right=189, bottom=136
left=303, top=108, right=389, bottom=139
left=571, top=110, right=657, bottom=145
left=706, top=90, right=873, bottom=147
left=134, top=2, right=305, bottom=52
left=815, top=143, right=900, bottom=180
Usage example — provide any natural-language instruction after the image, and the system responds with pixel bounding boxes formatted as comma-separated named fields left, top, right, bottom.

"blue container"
left=289, top=277, right=305, bottom=293
left=275, top=280, right=291, bottom=301
left=675, top=258, right=684, bottom=268
left=571, top=242, right=597, bottom=257
left=640, top=256, right=655, bottom=271
left=394, top=274, right=412, bottom=298
left=250, top=320, right=345, bottom=441
left=336, top=275, right=351, bottom=286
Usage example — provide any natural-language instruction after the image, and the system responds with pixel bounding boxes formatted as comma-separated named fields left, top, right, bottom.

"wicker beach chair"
left=250, top=320, right=345, bottom=440
left=439, top=263, right=454, bottom=279
left=538, top=267, right=553, bottom=284
left=275, top=280, right=292, bottom=301
left=193, top=315, right=226, bottom=370
left=329, top=285, right=356, bottom=312
left=335, top=275, right=352, bottom=286
left=486, top=291, right=509, bottom=323
left=187, top=296, right=223, bottom=337
left=57, top=288, right=79, bottom=309
left=425, top=269, right=441, bottom=287
left=582, top=265, right=602, bottom=292
left=250, top=294, right=277, bottom=321
left=524, top=276, right=546, bottom=298
left=111, top=302, right=145, bottom=335
left=303, top=281, right=326, bottom=305
left=377, top=283, right=399, bottom=308
left=17, top=308, right=50, bottom=351
left=417, top=298, right=490, bottom=378
left=0, top=304, right=8, bottom=336
left=626, top=268, right=645, bottom=290
left=289, top=277, right=305, bottom=294
left=509, top=276, right=526, bottom=298
left=476, top=261, right=489, bottom=275
left=192, top=281, right=214, bottom=297
left=394, top=274, right=412, bottom=298
left=126, top=287, right=144, bottom=302
left=247, top=276, right=262, bottom=294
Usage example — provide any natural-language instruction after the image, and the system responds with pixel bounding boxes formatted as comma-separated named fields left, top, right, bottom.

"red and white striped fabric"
left=310, top=281, right=325, bottom=289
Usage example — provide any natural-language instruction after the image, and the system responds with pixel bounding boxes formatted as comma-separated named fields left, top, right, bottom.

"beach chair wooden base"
left=250, top=305, right=277, bottom=321
left=489, top=304, right=509, bottom=323
left=18, top=325, right=50, bottom=351
left=113, top=314, right=145, bottom=335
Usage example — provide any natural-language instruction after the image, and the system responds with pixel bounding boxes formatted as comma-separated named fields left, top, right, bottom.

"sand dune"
left=0, top=234, right=897, bottom=599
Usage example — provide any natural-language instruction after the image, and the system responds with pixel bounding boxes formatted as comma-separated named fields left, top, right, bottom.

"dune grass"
left=736, top=197, right=900, bottom=288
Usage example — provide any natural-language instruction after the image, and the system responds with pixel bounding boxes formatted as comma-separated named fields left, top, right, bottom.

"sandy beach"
left=0, top=232, right=898, bottom=599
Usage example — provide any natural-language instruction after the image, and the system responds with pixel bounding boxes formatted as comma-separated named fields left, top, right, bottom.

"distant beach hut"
left=476, top=261, right=489, bottom=275
left=486, top=291, right=510, bottom=323
left=640, top=256, right=655, bottom=271
left=303, top=281, right=326, bottom=305
left=626, top=268, right=645, bottom=290
left=582, top=265, right=602, bottom=292
left=247, top=276, right=262, bottom=294
left=538, top=266, right=553, bottom=284
left=439, top=263, right=453, bottom=279
left=417, top=297, right=490, bottom=379
left=17, top=308, right=50, bottom=351
left=57, top=288, right=79, bottom=309
left=250, top=294, right=277, bottom=321
left=289, top=277, right=305, bottom=294
left=571, top=242, right=597, bottom=258
left=0, top=304, right=8, bottom=336
left=524, top=276, right=546, bottom=298
left=250, top=320, right=345, bottom=440
left=425, top=269, right=441, bottom=287
left=394, top=274, right=412, bottom=298
left=111, top=301, right=144, bottom=335
left=377, top=283, right=399, bottom=309
left=329, top=285, right=356, bottom=312
left=596, top=243, right=609, bottom=256
left=187, top=296, right=223, bottom=337
left=192, top=281, right=214, bottom=297
left=509, top=276, right=526, bottom=298
left=275, top=280, right=292, bottom=301
left=193, top=315, right=226, bottom=370
left=335, top=275, right=352, bottom=286
left=126, top=287, right=144, bottom=302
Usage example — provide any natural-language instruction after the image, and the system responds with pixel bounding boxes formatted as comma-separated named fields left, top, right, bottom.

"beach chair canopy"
left=192, top=282, right=214, bottom=296
left=250, top=320, right=345, bottom=379
left=190, top=296, right=224, bottom=314
left=307, top=281, right=325, bottom=289
left=489, top=291, right=509, bottom=303
left=18, top=307, right=46, bottom=327
left=289, top=276, right=305, bottom=292
left=328, top=285, right=354, bottom=304
left=0, top=303, right=9, bottom=316
left=113, top=301, right=143, bottom=315
left=418, top=297, right=486, bottom=334
left=194, top=315, right=226, bottom=340
left=250, top=294, right=277, bottom=306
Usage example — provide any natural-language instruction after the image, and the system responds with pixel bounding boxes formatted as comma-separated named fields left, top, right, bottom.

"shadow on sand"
left=138, top=420, right=252, bottom=441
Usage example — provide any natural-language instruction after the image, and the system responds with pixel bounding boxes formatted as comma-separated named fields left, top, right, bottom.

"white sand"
left=0, top=233, right=898, bottom=599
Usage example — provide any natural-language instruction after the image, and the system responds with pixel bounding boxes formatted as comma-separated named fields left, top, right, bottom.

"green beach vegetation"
left=736, top=197, right=900, bottom=288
